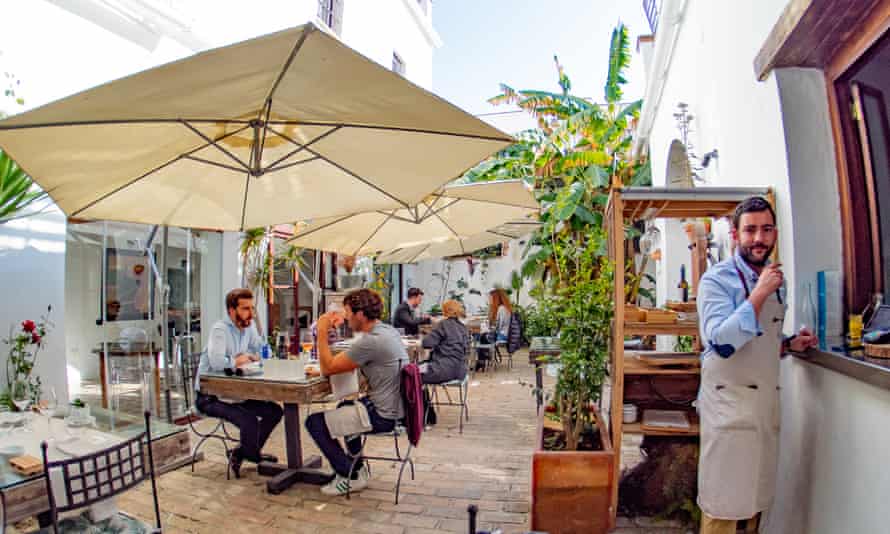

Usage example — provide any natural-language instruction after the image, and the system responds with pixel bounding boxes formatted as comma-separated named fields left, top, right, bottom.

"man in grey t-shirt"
left=305, top=288, right=407, bottom=496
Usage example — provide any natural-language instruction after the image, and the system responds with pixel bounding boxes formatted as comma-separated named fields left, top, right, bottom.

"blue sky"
left=432, top=1, right=651, bottom=133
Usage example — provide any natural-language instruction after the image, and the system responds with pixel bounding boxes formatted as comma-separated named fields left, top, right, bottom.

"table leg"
left=258, top=402, right=332, bottom=493
left=536, top=364, right=543, bottom=414
left=99, top=353, right=108, bottom=409
left=153, top=353, right=162, bottom=415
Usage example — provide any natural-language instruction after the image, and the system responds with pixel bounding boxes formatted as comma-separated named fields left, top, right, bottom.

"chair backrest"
left=40, top=412, right=160, bottom=529
left=182, top=352, right=202, bottom=383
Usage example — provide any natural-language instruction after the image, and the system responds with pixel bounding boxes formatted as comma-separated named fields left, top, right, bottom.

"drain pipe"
left=632, top=0, right=690, bottom=159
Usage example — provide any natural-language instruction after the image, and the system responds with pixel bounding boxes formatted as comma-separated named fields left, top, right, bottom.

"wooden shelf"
left=623, top=355, right=700, bottom=375
left=623, top=320, right=699, bottom=336
left=622, top=421, right=700, bottom=436
left=610, top=186, right=772, bottom=221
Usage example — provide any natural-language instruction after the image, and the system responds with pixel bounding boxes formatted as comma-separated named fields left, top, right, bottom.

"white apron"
left=698, top=261, right=785, bottom=520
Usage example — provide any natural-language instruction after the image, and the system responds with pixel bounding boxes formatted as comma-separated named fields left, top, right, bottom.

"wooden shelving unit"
left=604, top=186, right=773, bottom=527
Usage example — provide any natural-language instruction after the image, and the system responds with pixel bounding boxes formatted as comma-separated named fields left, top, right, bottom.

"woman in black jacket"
left=420, top=299, right=469, bottom=425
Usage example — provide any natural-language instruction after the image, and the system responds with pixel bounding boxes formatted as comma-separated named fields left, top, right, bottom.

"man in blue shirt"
left=195, top=288, right=283, bottom=478
left=696, top=197, right=817, bottom=534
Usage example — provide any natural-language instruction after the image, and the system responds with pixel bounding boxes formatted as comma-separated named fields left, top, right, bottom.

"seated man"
left=392, top=287, right=431, bottom=336
left=305, top=288, right=407, bottom=496
left=194, top=288, right=283, bottom=478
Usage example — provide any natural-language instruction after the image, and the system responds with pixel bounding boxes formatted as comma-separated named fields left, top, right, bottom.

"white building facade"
left=635, top=1, right=890, bottom=532
left=0, top=0, right=441, bottom=410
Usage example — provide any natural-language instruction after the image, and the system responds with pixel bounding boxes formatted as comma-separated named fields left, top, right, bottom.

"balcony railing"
left=643, top=0, right=659, bottom=34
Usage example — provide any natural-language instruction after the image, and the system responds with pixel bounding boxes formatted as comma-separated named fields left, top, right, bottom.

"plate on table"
left=0, top=412, right=26, bottom=428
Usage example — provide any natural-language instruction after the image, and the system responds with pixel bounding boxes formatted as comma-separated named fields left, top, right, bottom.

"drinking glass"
left=11, top=385, right=32, bottom=433
left=849, top=314, right=864, bottom=347
left=42, top=388, right=58, bottom=437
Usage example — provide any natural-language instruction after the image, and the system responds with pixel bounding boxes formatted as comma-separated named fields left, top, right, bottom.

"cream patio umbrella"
left=0, top=23, right=512, bottom=231
left=374, top=218, right=540, bottom=263
left=287, top=180, right=539, bottom=256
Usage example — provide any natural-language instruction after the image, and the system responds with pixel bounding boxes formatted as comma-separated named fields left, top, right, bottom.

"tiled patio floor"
left=15, top=352, right=691, bottom=533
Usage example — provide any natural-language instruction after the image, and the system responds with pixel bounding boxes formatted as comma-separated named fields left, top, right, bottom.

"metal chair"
left=345, top=425, right=415, bottom=504
left=38, top=411, right=161, bottom=534
left=181, top=352, right=238, bottom=479
left=494, top=341, right=513, bottom=370
left=425, top=375, right=469, bottom=434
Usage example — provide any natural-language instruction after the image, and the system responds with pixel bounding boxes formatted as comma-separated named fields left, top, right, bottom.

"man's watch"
left=782, top=334, right=798, bottom=354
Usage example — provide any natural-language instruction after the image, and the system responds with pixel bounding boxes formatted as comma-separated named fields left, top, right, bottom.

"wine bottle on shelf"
left=678, top=264, right=689, bottom=303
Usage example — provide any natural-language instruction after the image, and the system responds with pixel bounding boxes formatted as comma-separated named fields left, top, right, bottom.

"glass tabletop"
left=0, top=406, right=184, bottom=491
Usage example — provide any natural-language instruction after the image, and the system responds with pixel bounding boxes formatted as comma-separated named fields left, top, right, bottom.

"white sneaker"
left=320, top=468, right=369, bottom=496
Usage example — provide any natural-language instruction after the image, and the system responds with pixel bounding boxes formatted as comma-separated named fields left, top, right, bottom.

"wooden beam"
left=754, top=0, right=815, bottom=80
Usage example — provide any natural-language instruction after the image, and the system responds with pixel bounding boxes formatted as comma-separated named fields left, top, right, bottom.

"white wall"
left=403, top=236, right=532, bottom=315
left=0, top=211, right=68, bottom=402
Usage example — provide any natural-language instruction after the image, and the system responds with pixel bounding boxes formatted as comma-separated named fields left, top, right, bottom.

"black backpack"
left=506, top=312, right=523, bottom=354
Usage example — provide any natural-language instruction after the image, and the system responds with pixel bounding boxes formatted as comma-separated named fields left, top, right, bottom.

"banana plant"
left=0, top=150, right=48, bottom=223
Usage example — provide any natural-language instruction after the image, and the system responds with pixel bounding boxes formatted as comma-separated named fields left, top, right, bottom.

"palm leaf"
left=0, top=150, right=47, bottom=222
left=604, top=23, right=631, bottom=103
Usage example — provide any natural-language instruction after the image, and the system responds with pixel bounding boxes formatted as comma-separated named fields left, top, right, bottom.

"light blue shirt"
left=697, top=252, right=785, bottom=359
left=195, top=316, right=263, bottom=391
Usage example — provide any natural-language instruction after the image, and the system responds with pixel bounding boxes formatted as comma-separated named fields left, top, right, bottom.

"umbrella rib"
left=456, top=197, right=540, bottom=210
left=181, top=120, right=250, bottom=171
left=182, top=155, right=245, bottom=173
left=265, top=126, right=341, bottom=171
left=0, top=118, right=253, bottom=131
left=70, top=124, right=252, bottom=217
left=265, top=120, right=513, bottom=143
left=268, top=127, right=410, bottom=208
left=263, top=155, right=322, bottom=173
left=418, top=198, right=461, bottom=223
left=286, top=214, right=358, bottom=241
left=375, top=211, right=418, bottom=225
left=409, top=244, right=431, bottom=263
left=487, top=230, right=520, bottom=240
left=352, top=211, right=397, bottom=257
left=431, top=210, right=463, bottom=250
left=265, top=24, right=314, bottom=103
left=257, top=99, right=273, bottom=172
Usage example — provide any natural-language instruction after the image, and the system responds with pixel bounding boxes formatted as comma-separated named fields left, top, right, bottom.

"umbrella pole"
left=160, top=226, right=173, bottom=423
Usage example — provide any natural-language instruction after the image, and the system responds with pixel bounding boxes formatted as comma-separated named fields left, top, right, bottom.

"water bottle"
left=261, top=343, right=271, bottom=360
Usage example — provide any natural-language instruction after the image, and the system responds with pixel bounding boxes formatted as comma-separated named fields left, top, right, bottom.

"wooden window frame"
left=825, top=6, right=890, bottom=317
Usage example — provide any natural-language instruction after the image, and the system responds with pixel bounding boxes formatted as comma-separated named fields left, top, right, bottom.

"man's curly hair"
left=343, top=288, right=383, bottom=321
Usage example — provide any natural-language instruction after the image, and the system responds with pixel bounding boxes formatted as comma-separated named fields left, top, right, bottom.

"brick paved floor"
left=13, top=352, right=691, bottom=533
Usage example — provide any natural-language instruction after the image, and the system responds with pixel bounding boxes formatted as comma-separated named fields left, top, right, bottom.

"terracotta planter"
left=531, top=407, right=615, bottom=534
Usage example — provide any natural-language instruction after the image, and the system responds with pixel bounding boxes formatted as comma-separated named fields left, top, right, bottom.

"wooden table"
left=529, top=337, right=561, bottom=412
left=92, top=343, right=162, bottom=411
left=0, top=407, right=190, bottom=527
left=199, top=372, right=333, bottom=494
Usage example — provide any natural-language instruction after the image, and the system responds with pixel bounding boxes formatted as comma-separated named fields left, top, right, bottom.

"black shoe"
left=228, top=448, right=244, bottom=479
left=259, top=453, right=278, bottom=464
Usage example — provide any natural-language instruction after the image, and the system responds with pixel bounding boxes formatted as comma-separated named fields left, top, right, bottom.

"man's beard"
left=236, top=316, right=252, bottom=328
left=739, top=242, right=774, bottom=267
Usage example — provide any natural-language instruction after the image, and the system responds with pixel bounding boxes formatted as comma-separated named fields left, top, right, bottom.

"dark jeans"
left=196, top=392, right=283, bottom=463
left=305, top=397, right=396, bottom=478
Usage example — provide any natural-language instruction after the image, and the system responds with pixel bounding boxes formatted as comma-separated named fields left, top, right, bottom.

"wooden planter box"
left=531, top=407, right=615, bottom=534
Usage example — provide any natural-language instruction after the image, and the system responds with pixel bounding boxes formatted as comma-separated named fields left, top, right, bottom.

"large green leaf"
left=604, top=24, right=631, bottom=103
left=0, top=150, right=46, bottom=223
left=553, top=181, right=585, bottom=221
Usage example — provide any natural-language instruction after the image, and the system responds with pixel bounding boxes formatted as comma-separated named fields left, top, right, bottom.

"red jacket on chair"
left=400, top=363, right=424, bottom=447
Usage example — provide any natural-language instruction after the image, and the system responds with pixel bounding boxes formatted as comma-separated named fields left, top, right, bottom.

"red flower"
left=31, top=333, right=41, bottom=344
left=21, top=320, right=36, bottom=333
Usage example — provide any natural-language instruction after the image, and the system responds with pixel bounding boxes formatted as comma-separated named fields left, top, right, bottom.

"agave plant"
left=0, top=150, right=48, bottom=224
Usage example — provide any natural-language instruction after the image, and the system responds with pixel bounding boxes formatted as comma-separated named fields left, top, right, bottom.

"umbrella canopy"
left=0, top=23, right=512, bottom=231
left=374, top=218, right=540, bottom=263
left=287, top=180, right=538, bottom=256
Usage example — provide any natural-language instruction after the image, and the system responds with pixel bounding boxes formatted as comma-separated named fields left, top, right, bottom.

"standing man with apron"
left=696, top=197, right=817, bottom=533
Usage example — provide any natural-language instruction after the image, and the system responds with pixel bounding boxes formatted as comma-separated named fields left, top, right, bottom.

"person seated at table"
left=488, top=288, right=513, bottom=343
left=309, top=302, right=345, bottom=360
left=420, top=299, right=469, bottom=426
left=305, top=288, right=408, bottom=496
left=194, top=288, right=283, bottom=478
left=393, top=287, right=431, bottom=336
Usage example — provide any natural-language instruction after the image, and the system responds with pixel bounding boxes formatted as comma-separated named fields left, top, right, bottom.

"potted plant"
left=531, top=245, right=615, bottom=534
